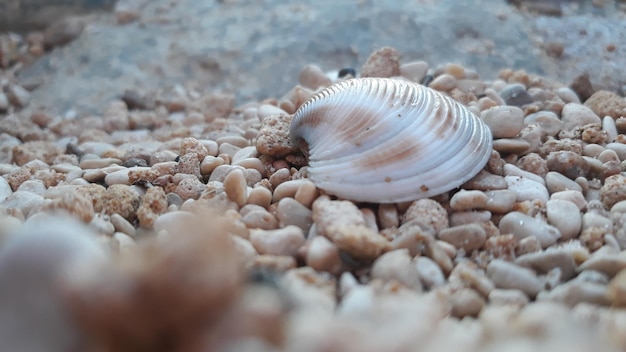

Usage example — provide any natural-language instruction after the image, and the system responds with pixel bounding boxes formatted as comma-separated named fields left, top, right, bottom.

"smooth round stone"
left=481, top=106, right=524, bottom=138
left=492, top=138, right=531, bottom=154
left=109, top=213, right=136, bottom=237
left=0, top=217, right=107, bottom=352
left=450, top=190, right=488, bottom=211
left=273, top=179, right=309, bottom=203
left=294, top=180, right=318, bottom=209
left=153, top=211, right=196, bottom=235
left=560, top=103, right=601, bottom=131
left=505, top=175, right=549, bottom=203
left=371, top=249, right=422, bottom=291
left=377, top=203, right=399, bottom=229
left=499, top=83, right=533, bottom=106
left=503, top=163, right=545, bottom=185
left=428, top=74, right=457, bottom=91
left=17, top=180, right=47, bottom=196
left=545, top=171, right=583, bottom=194
left=1, top=191, right=45, bottom=218
left=556, top=190, right=589, bottom=213
left=524, top=111, right=563, bottom=137
left=556, top=87, right=581, bottom=104
left=414, top=256, right=446, bottom=289
left=581, top=212, right=612, bottom=232
left=0, top=177, right=12, bottom=202
left=79, top=142, right=117, bottom=157
left=488, top=289, right=529, bottom=307
left=606, top=143, right=626, bottom=161
left=546, top=199, right=582, bottom=241
left=487, top=259, right=542, bottom=297
left=611, top=200, right=626, bottom=213
left=223, top=168, right=248, bottom=208
left=603, top=116, right=618, bottom=142
left=438, top=223, right=486, bottom=252
left=399, top=61, right=429, bottom=83
left=499, top=211, right=561, bottom=248
left=241, top=209, right=278, bottom=230
left=462, top=171, right=508, bottom=191
left=598, top=149, right=620, bottom=163
left=305, top=236, right=341, bottom=274
left=249, top=225, right=305, bottom=257
left=578, top=254, right=626, bottom=278
left=450, top=288, right=485, bottom=318
left=516, top=250, right=577, bottom=280
left=484, top=190, right=517, bottom=213
left=299, top=64, right=332, bottom=89
left=539, top=281, right=609, bottom=307
left=449, top=210, right=492, bottom=227
left=583, top=144, right=605, bottom=158
left=275, top=197, right=312, bottom=233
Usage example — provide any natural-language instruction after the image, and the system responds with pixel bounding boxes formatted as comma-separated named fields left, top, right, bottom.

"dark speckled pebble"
left=500, top=83, right=533, bottom=106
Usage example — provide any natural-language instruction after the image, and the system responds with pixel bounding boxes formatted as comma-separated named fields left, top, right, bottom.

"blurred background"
left=0, top=0, right=625, bottom=115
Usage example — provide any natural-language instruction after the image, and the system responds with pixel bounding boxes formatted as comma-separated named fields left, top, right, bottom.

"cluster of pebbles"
left=3, top=45, right=626, bottom=351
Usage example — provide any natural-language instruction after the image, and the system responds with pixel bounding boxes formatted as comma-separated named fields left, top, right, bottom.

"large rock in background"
left=5, top=0, right=626, bottom=115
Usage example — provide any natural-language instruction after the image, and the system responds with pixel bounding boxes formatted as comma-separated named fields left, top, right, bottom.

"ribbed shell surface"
left=290, top=78, right=493, bottom=203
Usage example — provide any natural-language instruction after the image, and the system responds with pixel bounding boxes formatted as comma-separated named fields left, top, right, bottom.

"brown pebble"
left=451, top=288, right=485, bottom=318
left=224, top=168, right=248, bottom=208
left=584, top=90, right=626, bottom=119
left=299, top=64, right=332, bottom=90
left=137, top=187, right=168, bottom=228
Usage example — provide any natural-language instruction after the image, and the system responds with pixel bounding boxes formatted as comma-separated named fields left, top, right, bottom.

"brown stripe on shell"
left=352, top=137, right=422, bottom=170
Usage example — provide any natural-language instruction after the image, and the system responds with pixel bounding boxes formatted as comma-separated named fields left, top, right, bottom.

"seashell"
left=289, top=78, right=493, bottom=203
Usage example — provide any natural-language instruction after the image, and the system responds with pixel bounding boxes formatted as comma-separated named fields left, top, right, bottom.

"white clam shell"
left=290, top=78, right=493, bottom=203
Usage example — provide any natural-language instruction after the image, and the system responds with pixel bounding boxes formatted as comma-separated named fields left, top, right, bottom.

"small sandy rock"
left=601, top=174, right=626, bottom=209
left=256, top=114, right=298, bottom=156
left=584, top=90, right=626, bottom=119
left=137, top=187, right=167, bottom=228
left=401, top=199, right=448, bottom=232
left=546, top=151, right=589, bottom=179
left=360, top=46, right=401, bottom=78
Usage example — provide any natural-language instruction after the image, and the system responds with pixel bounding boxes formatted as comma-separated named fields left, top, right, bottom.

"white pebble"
left=546, top=199, right=582, bottom=241
left=499, top=211, right=561, bottom=248
left=505, top=175, right=549, bottom=203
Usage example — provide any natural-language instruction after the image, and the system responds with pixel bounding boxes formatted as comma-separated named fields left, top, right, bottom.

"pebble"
left=438, top=223, right=486, bottom=252
left=0, top=217, right=106, bottom=352
left=299, top=64, right=332, bottom=90
left=250, top=225, right=305, bottom=257
left=247, top=186, right=272, bottom=208
left=499, top=212, right=561, bottom=248
left=516, top=249, right=577, bottom=280
left=546, top=199, right=582, bottom=240
left=305, top=236, right=342, bottom=274
left=481, top=106, right=524, bottom=138
left=607, top=268, right=626, bottom=306
left=312, top=196, right=389, bottom=261
left=1, top=191, right=44, bottom=218
left=371, top=249, right=422, bottom=291
left=499, top=83, right=533, bottom=106
left=492, top=138, right=531, bottom=154
left=584, top=90, right=626, bottom=119
left=524, top=111, right=563, bottom=137
left=505, top=175, right=549, bottom=203
left=545, top=171, right=583, bottom=194
left=546, top=151, right=589, bottom=179
left=560, top=103, right=601, bottom=131
left=88, top=214, right=115, bottom=236
left=109, top=212, right=136, bottom=237
left=488, top=289, right=529, bottom=307
left=603, top=116, right=618, bottom=142
left=450, top=289, right=486, bottom=319
left=577, top=254, right=626, bottom=278
left=401, top=199, right=449, bottom=232
left=606, top=142, right=626, bottom=161
left=136, top=186, right=168, bottom=228
left=414, top=256, right=445, bottom=289
left=539, top=281, right=609, bottom=307
left=463, top=170, right=508, bottom=191
left=600, top=174, right=626, bottom=209
left=360, top=46, right=400, bottom=78
left=97, top=184, right=140, bottom=221
left=223, top=168, right=248, bottom=208
left=399, top=61, right=429, bottom=83
left=503, top=163, right=545, bottom=185
left=256, top=114, right=297, bottom=156
left=293, top=180, right=318, bottom=209
left=449, top=190, right=488, bottom=211
left=428, top=74, right=457, bottom=91
left=275, top=197, right=313, bottom=233
left=484, top=190, right=517, bottom=213
left=486, top=259, right=542, bottom=297
left=449, top=210, right=491, bottom=226
left=377, top=203, right=399, bottom=229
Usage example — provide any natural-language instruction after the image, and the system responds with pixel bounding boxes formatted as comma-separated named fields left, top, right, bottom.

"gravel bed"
left=3, top=36, right=626, bottom=351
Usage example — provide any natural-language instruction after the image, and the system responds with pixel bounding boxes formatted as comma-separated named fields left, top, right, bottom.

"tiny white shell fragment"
left=290, top=78, right=493, bottom=203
